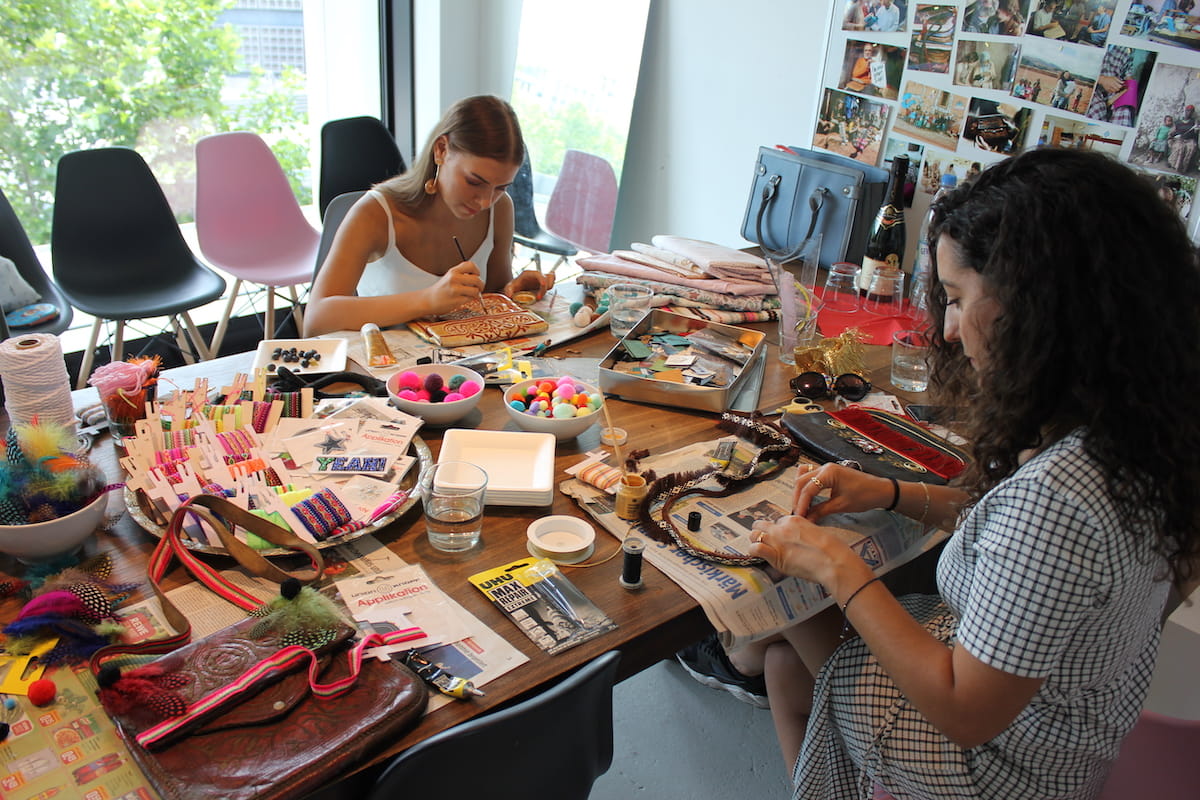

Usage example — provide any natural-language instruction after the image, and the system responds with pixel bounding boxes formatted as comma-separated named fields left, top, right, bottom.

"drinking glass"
left=891, top=329, right=931, bottom=393
left=607, top=283, right=653, bottom=338
left=823, top=262, right=861, bottom=313
left=421, top=461, right=488, bottom=552
left=864, top=266, right=905, bottom=316
left=765, top=233, right=823, bottom=365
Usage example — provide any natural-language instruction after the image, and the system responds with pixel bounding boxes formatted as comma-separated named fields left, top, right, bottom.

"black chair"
left=0, top=185, right=73, bottom=340
left=319, top=116, right=405, bottom=220
left=52, top=147, right=227, bottom=388
left=365, top=651, right=620, bottom=800
left=313, top=190, right=366, bottom=282
left=511, top=151, right=577, bottom=272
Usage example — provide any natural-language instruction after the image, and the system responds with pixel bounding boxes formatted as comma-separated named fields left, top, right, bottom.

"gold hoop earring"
left=424, top=163, right=440, bottom=195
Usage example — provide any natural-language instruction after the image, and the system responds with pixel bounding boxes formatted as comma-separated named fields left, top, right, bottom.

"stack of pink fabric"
left=574, top=235, right=778, bottom=318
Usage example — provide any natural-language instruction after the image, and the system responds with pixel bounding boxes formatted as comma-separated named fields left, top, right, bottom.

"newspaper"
left=562, top=437, right=939, bottom=650
left=124, top=534, right=527, bottom=715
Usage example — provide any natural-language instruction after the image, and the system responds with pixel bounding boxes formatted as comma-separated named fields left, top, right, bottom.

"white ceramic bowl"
left=0, top=492, right=107, bottom=562
left=387, top=364, right=486, bottom=426
left=503, top=377, right=604, bottom=441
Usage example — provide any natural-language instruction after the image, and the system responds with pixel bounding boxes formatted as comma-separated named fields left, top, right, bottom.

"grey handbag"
left=741, top=146, right=888, bottom=270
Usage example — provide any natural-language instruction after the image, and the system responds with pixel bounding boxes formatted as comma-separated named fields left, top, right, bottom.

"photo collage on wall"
left=826, top=0, right=1200, bottom=229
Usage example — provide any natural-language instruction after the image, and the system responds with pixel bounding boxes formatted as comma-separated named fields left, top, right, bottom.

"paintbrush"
left=453, top=235, right=487, bottom=315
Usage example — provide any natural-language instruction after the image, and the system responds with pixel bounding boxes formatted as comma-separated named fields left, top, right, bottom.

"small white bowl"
left=526, top=515, right=596, bottom=564
left=503, top=377, right=604, bottom=441
left=387, top=364, right=486, bottom=426
left=0, top=492, right=107, bottom=562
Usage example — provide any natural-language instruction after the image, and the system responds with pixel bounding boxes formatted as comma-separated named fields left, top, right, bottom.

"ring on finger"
left=810, top=476, right=824, bottom=490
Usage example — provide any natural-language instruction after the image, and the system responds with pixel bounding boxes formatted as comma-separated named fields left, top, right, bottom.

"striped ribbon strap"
left=135, top=627, right=425, bottom=750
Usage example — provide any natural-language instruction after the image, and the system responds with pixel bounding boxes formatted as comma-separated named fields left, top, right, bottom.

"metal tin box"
left=598, top=310, right=767, bottom=413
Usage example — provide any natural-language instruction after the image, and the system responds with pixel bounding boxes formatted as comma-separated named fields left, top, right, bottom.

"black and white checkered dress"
left=793, top=432, right=1169, bottom=800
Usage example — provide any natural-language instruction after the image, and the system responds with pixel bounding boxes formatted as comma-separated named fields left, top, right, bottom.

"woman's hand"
left=428, top=261, right=485, bottom=316
left=747, top=515, right=863, bottom=588
left=792, top=463, right=896, bottom=521
left=503, top=269, right=552, bottom=301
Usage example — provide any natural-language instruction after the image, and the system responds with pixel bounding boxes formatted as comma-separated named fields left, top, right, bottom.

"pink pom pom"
left=397, top=389, right=418, bottom=401
left=458, top=380, right=482, bottom=398
left=398, top=371, right=422, bottom=390
left=444, top=392, right=464, bottom=402
left=415, top=389, right=431, bottom=402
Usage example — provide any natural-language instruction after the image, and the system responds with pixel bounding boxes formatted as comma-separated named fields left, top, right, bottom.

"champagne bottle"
left=859, top=154, right=909, bottom=291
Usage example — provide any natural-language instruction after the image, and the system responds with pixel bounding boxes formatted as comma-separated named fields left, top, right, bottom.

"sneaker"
left=675, top=633, right=769, bottom=708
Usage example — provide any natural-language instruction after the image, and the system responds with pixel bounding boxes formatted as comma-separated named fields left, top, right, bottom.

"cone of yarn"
left=0, top=334, right=74, bottom=429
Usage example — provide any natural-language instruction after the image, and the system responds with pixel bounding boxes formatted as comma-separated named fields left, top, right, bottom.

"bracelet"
left=884, top=477, right=900, bottom=511
left=918, top=480, right=931, bottom=524
left=839, top=574, right=883, bottom=640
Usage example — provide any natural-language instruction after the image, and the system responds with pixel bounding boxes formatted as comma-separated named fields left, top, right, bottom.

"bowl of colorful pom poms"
left=387, top=364, right=486, bottom=426
left=503, top=376, right=604, bottom=441
left=0, top=419, right=110, bottom=562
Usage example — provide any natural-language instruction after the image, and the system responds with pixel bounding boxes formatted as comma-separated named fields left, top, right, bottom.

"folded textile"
left=663, top=306, right=779, bottom=324
left=576, top=253, right=772, bottom=297
left=613, top=249, right=705, bottom=279
left=650, top=235, right=774, bottom=285
left=628, top=243, right=704, bottom=275
left=575, top=271, right=772, bottom=312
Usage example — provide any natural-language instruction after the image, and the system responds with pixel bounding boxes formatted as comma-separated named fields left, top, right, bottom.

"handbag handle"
left=755, top=171, right=828, bottom=258
left=90, top=494, right=326, bottom=670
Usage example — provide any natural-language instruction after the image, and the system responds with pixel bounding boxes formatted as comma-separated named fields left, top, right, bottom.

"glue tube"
left=361, top=322, right=397, bottom=367
left=402, top=650, right=484, bottom=699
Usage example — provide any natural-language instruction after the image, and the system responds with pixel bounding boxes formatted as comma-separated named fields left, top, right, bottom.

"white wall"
left=410, top=0, right=832, bottom=249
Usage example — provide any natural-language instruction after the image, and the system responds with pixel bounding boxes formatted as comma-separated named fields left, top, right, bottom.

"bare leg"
left=764, top=642, right=813, bottom=769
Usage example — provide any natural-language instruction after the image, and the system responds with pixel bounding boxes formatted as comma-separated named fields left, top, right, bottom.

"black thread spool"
left=687, top=511, right=702, bottom=532
left=619, top=537, right=645, bottom=590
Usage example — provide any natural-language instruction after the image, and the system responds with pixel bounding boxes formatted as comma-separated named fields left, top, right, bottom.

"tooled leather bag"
left=93, top=495, right=428, bottom=800
left=781, top=407, right=968, bottom=485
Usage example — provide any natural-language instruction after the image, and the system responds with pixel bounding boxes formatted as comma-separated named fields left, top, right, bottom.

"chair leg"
left=112, top=320, right=125, bottom=364
left=169, top=318, right=196, bottom=365
left=209, top=278, right=243, bottom=357
left=288, top=286, right=304, bottom=335
left=76, top=318, right=104, bottom=389
left=180, top=312, right=212, bottom=361
left=265, top=284, right=276, bottom=342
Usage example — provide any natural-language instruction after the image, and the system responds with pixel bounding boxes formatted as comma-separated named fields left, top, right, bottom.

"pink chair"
left=544, top=149, right=618, bottom=255
left=869, top=710, right=1200, bottom=800
left=1097, top=710, right=1200, bottom=799
left=195, top=131, right=319, bottom=354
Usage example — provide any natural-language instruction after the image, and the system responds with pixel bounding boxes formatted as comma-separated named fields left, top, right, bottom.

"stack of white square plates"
left=438, top=429, right=556, bottom=506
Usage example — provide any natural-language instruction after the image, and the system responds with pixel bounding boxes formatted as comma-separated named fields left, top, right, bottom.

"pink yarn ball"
left=444, top=392, right=464, bottom=402
left=458, top=380, right=482, bottom=398
left=398, top=371, right=422, bottom=390
left=397, top=389, right=418, bottom=401
left=415, top=389, right=431, bottom=402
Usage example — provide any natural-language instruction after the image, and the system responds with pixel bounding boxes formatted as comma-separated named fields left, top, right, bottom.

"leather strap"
left=90, top=494, right=325, bottom=671
left=755, top=170, right=826, bottom=258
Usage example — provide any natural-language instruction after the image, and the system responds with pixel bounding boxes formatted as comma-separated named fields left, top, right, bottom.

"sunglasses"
left=789, top=371, right=872, bottom=402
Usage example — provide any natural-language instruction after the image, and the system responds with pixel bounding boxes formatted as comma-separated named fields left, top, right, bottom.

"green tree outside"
left=0, top=0, right=310, bottom=244
left=511, top=90, right=625, bottom=185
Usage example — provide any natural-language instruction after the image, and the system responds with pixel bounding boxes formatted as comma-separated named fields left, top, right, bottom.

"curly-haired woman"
left=746, top=148, right=1200, bottom=799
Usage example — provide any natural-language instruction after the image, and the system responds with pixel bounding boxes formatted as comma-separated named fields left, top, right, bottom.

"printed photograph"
left=813, top=87, right=890, bottom=164
left=1122, top=1, right=1200, bottom=53
left=1012, top=35, right=1103, bottom=112
left=1084, top=45, right=1156, bottom=128
left=894, top=80, right=969, bottom=149
left=1037, top=113, right=1128, bottom=156
left=1141, top=168, right=1197, bottom=221
left=838, top=39, right=907, bottom=99
left=842, top=0, right=910, bottom=33
left=963, top=97, right=1032, bottom=153
left=1026, top=0, right=1115, bottom=44
left=908, top=5, right=958, bottom=73
left=962, top=0, right=1030, bottom=35
left=919, top=148, right=984, bottom=193
left=953, top=40, right=1020, bottom=91
left=884, top=137, right=926, bottom=205
left=727, top=499, right=788, bottom=530
left=1129, top=62, right=1200, bottom=177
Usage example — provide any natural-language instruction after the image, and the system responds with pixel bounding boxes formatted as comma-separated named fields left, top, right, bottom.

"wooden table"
left=0, top=318, right=916, bottom=783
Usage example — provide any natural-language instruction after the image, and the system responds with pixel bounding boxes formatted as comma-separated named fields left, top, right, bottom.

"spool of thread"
left=0, top=334, right=75, bottom=429
left=687, top=511, right=702, bottom=532
left=620, top=537, right=645, bottom=590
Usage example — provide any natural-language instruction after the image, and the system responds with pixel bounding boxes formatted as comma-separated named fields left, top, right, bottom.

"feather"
left=12, top=420, right=76, bottom=467
left=15, top=590, right=91, bottom=621
left=248, top=579, right=344, bottom=648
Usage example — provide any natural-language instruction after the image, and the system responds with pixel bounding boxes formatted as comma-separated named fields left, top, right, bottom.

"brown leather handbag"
left=94, top=495, right=428, bottom=800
